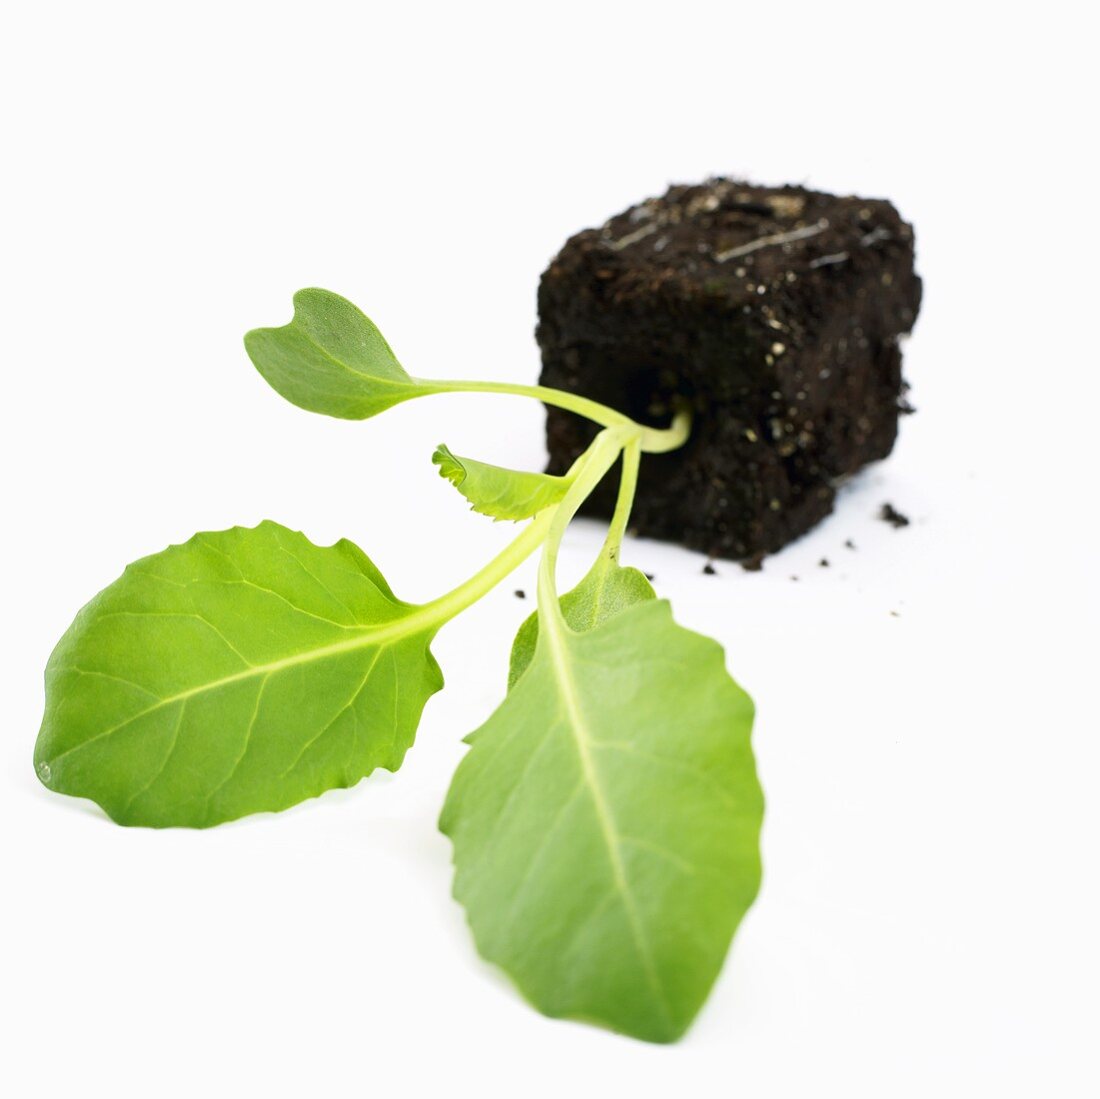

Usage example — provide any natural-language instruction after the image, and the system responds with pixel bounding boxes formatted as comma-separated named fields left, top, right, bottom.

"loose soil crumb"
left=703, top=563, right=717, bottom=575
left=741, top=553, right=765, bottom=572
left=644, top=572, right=656, bottom=581
left=845, top=538, right=857, bottom=550
left=819, top=558, right=830, bottom=567
left=879, top=503, right=910, bottom=528
left=514, top=589, right=526, bottom=599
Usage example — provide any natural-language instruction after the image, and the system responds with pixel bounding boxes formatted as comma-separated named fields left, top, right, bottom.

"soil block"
left=537, top=178, right=922, bottom=561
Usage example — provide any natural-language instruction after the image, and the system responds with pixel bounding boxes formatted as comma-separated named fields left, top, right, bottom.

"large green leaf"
left=244, top=288, right=429, bottom=419
left=440, top=599, right=764, bottom=1043
left=432, top=444, right=570, bottom=522
left=35, top=521, right=443, bottom=827
left=508, top=555, right=655, bottom=687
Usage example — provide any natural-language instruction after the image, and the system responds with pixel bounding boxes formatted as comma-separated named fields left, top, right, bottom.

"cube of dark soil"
left=537, top=179, right=922, bottom=561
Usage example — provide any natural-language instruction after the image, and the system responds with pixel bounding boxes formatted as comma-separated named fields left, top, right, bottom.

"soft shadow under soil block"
left=537, top=179, right=922, bottom=563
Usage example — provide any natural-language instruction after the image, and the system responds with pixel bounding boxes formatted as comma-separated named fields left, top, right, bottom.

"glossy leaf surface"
left=244, top=288, right=428, bottom=419
left=35, top=522, right=443, bottom=827
left=432, top=444, right=570, bottom=522
left=441, top=599, right=764, bottom=1042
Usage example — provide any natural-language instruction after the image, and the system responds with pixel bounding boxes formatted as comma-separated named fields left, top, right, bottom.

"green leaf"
left=508, top=556, right=655, bottom=687
left=244, top=288, right=429, bottom=419
left=432, top=444, right=571, bottom=522
left=440, top=599, right=764, bottom=1043
left=35, top=521, right=444, bottom=828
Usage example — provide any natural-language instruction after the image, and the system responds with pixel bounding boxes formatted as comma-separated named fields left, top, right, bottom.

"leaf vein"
left=66, top=666, right=162, bottom=701
left=278, top=648, right=383, bottom=778
left=619, top=835, right=716, bottom=879
left=595, top=740, right=740, bottom=811
left=491, top=781, right=585, bottom=939
left=203, top=675, right=270, bottom=814
left=119, top=700, right=188, bottom=817
left=91, top=610, right=253, bottom=667
left=271, top=528, right=359, bottom=624
left=465, top=721, right=562, bottom=883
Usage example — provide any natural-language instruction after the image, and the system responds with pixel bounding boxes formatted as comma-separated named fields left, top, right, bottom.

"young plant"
left=34, top=289, right=764, bottom=1044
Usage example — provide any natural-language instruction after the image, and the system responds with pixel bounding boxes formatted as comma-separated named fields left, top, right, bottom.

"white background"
left=2, top=2, right=1097, bottom=1095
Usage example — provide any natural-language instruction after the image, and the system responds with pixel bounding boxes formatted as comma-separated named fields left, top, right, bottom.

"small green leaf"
left=432, top=444, right=570, bottom=522
left=35, top=521, right=445, bottom=827
left=507, top=555, right=655, bottom=686
left=440, top=599, right=763, bottom=1043
left=244, top=288, right=429, bottom=419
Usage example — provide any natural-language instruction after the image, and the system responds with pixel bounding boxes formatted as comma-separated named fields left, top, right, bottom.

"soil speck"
left=879, top=503, right=910, bottom=528
left=703, top=563, right=717, bottom=575
left=513, top=590, right=526, bottom=600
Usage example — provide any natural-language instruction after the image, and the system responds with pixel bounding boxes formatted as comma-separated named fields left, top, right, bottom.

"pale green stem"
left=413, top=402, right=688, bottom=631
left=419, top=506, right=558, bottom=626
left=603, top=436, right=641, bottom=563
left=416, top=426, right=610, bottom=626
left=639, top=406, right=692, bottom=453
left=598, top=408, right=689, bottom=563
left=423, top=379, right=691, bottom=454
left=537, top=426, right=634, bottom=628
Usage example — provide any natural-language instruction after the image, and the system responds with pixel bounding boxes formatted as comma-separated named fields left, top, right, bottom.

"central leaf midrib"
left=301, top=329, right=413, bottom=391
left=46, top=604, right=442, bottom=767
left=542, top=617, right=673, bottom=1027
